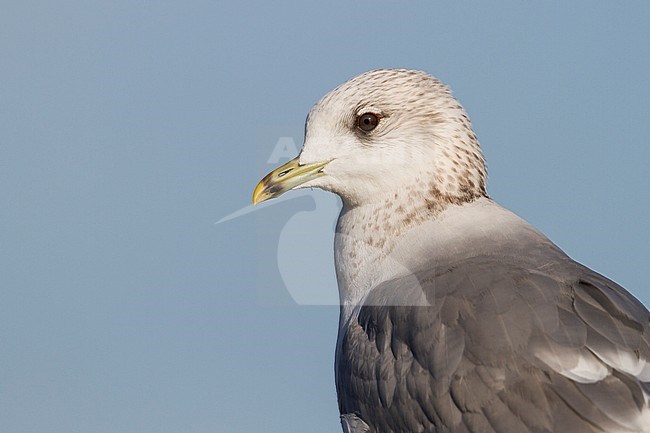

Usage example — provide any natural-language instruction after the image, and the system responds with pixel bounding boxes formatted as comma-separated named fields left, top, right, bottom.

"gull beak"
left=252, top=156, right=330, bottom=205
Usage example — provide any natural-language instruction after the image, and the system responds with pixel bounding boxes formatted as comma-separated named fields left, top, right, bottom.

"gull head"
left=253, top=69, right=488, bottom=207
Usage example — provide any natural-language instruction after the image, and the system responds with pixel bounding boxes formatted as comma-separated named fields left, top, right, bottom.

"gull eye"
left=357, top=113, right=379, bottom=132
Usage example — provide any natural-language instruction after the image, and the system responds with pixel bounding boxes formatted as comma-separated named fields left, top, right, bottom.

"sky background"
left=1, top=1, right=649, bottom=432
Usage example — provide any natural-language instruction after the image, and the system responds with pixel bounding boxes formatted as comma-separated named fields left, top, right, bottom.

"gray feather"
left=335, top=251, right=650, bottom=433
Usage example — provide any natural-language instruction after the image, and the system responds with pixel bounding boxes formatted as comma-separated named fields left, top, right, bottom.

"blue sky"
left=1, top=1, right=649, bottom=432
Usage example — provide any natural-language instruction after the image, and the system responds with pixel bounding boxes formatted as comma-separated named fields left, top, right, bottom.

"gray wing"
left=336, top=256, right=650, bottom=433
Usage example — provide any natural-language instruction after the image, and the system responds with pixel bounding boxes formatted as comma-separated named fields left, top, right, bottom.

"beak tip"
left=252, top=181, right=266, bottom=206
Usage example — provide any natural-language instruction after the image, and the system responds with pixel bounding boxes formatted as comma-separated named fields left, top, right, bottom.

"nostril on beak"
left=278, top=168, right=293, bottom=178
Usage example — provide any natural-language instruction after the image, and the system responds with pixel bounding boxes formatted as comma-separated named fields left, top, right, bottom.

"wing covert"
left=336, top=256, right=650, bottom=433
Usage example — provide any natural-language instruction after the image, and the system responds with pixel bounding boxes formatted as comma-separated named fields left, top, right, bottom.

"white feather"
left=590, top=347, right=650, bottom=381
left=534, top=346, right=610, bottom=383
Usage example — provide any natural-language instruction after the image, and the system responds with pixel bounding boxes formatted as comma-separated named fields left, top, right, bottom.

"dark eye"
left=357, top=113, right=379, bottom=132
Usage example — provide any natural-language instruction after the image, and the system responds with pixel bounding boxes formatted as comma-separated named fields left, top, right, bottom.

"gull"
left=252, top=69, right=650, bottom=433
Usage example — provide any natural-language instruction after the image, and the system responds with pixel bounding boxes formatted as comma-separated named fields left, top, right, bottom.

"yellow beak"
left=252, top=157, right=330, bottom=205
